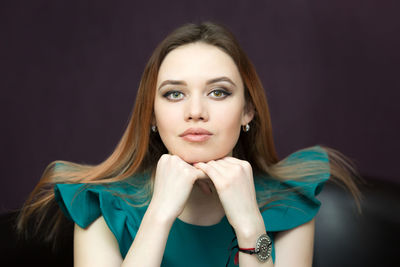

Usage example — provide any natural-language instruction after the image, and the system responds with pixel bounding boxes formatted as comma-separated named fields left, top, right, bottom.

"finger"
left=212, top=158, right=233, bottom=169
left=215, top=157, right=249, bottom=172
left=223, top=157, right=252, bottom=173
left=222, top=156, right=246, bottom=165
left=193, top=168, right=208, bottom=180
left=193, top=162, right=222, bottom=183
left=207, top=160, right=231, bottom=174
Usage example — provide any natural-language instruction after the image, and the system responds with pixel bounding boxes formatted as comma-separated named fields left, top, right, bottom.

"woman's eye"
left=209, top=89, right=231, bottom=98
left=164, top=91, right=184, bottom=100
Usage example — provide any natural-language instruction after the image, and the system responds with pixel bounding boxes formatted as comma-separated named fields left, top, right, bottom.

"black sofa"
left=314, top=177, right=399, bottom=266
left=1, top=177, right=399, bottom=266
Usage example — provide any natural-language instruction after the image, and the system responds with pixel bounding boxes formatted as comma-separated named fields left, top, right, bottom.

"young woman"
left=18, top=22, right=360, bottom=266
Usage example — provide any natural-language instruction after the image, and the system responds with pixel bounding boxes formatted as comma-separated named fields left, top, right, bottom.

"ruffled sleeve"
left=256, top=145, right=330, bottom=232
left=54, top=175, right=149, bottom=258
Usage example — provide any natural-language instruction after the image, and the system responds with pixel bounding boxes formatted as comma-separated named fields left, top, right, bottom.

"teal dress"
left=54, top=146, right=330, bottom=266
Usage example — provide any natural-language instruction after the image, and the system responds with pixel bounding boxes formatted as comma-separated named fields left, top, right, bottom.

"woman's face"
left=154, top=42, right=253, bottom=163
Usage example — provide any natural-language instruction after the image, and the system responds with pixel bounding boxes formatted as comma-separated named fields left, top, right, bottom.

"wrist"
left=234, top=216, right=266, bottom=247
left=236, top=233, right=273, bottom=264
left=236, top=228, right=267, bottom=248
left=146, top=202, right=176, bottom=227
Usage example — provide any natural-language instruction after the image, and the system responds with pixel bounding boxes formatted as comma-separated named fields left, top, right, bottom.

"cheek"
left=155, top=106, right=176, bottom=128
left=212, top=105, right=243, bottom=141
left=154, top=97, right=177, bottom=125
left=153, top=102, right=181, bottom=145
left=217, top=101, right=243, bottom=126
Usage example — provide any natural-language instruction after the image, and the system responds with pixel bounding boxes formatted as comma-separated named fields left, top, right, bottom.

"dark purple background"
left=1, top=0, right=399, bottom=212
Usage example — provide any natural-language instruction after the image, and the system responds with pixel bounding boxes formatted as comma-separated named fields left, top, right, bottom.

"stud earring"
left=151, top=125, right=157, bottom=132
left=242, top=124, right=250, bottom=132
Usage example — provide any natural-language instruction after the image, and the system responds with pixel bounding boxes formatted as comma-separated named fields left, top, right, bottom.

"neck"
left=178, top=179, right=225, bottom=226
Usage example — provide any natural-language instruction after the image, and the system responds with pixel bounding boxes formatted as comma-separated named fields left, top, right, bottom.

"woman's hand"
left=194, top=157, right=266, bottom=240
left=149, top=154, right=207, bottom=223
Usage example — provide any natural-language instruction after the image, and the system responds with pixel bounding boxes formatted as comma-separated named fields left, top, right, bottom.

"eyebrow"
left=157, top=76, right=237, bottom=91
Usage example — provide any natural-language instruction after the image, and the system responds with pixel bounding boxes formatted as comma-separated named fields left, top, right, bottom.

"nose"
left=184, top=94, right=209, bottom=122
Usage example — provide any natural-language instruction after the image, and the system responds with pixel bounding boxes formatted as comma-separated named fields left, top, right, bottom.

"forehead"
left=156, top=42, right=243, bottom=87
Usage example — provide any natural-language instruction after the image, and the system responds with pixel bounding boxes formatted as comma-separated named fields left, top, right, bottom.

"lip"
left=179, top=128, right=213, bottom=142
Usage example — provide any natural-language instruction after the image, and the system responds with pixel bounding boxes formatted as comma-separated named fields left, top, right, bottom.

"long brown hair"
left=17, top=22, right=361, bottom=241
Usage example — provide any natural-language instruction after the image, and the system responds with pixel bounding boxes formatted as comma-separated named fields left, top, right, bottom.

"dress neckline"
left=175, top=215, right=228, bottom=230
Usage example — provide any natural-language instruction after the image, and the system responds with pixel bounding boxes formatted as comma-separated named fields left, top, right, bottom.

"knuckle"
left=232, top=164, right=242, bottom=172
left=159, top=154, right=169, bottom=162
left=190, top=175, right=198, bottom=184
left=182, top=167, right=191, bottom=175
left=242, top=160, right=251, bottom=168
left=217, top=180, right=230, bottom=191
left=157, top=155, right=166, bottom=167
left=172, top=155, right=184, bottom=165
left=242, top=161, right=252, bottom=172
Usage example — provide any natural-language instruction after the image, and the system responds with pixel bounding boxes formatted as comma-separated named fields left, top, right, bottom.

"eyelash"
left=163, top=88, right=232, bottom=100
left=209, top=89, right=232, bottom=98
left=163, top=91, right=184, bottom=100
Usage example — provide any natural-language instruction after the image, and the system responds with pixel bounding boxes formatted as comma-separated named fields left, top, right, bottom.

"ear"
left=241, top=101, right=255, bottom=125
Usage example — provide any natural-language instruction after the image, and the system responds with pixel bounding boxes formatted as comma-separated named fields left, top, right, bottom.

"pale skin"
left=74, top=42, right=316, bottom=266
